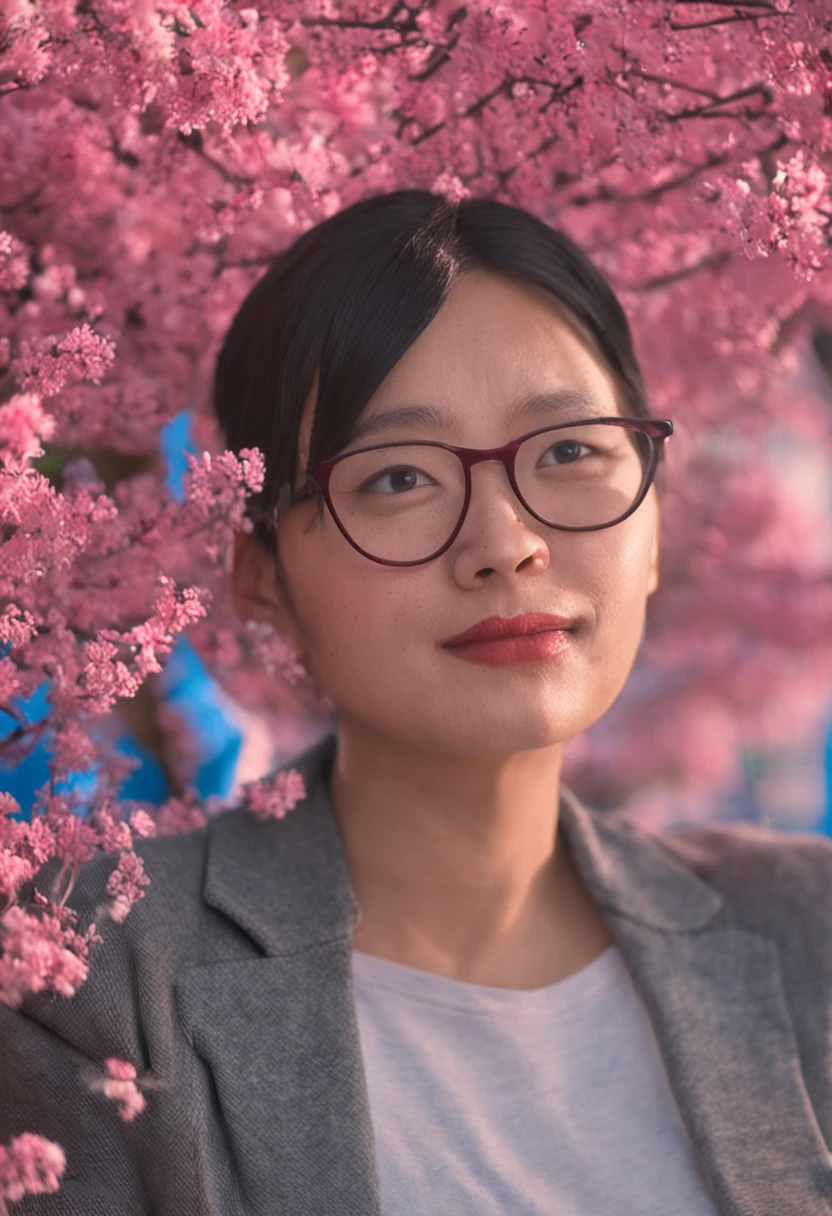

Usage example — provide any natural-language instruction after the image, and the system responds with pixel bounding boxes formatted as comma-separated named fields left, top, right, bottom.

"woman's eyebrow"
left=348, top=387, right=609, bottom=444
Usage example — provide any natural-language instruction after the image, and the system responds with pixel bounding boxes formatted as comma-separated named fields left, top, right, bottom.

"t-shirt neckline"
left=352, top=942, right=625, bottom=1020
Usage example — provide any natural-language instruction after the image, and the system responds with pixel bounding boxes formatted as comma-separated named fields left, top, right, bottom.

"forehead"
left=368, top=270, right=618, bottom=412
left=297, top=269, right=621, bottom=465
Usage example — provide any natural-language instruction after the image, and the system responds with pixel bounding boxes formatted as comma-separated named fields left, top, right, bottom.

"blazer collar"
left=202, top=728, right=721, bottom=953
left=188, top=730, right=832, bottom=1216
left=203, top=730, right=361, bottom=957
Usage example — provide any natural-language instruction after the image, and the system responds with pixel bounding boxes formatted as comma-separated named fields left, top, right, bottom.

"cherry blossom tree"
left=1, top=0, right=831, bottom=1201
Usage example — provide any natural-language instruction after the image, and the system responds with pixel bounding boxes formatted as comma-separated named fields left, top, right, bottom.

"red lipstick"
left=442, top=614, right=575, bottom=667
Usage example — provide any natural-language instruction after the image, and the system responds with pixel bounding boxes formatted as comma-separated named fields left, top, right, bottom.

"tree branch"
left=628, top=71, right=721, bottom=102
left=663, top=83, right=773, bottom=122
left=672, top=0, right=783, bottom=8
left=625, top=250, right=732, bottom=292
left=300, top=3, right=414, bottom=32
left=410, top=73, right=583, bottom=147
left=669, top=13, right=790, bottom=30
left=408, top=5, right=468, bottom=83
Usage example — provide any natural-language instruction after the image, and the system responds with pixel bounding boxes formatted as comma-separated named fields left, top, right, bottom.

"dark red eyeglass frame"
left=274, top=416, right=674, bottom=568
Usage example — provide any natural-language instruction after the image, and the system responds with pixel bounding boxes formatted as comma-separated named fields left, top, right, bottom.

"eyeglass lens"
left=328, top=421, right=652, bottom=563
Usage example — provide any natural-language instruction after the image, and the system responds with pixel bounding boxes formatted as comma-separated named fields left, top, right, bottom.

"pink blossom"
left=0, top=1132, right=66, bottom=1203
left=0, top=656, right=21, bottom=702
left=183, top=448, right=267, bottom=544
left=0, top=849, right=34, bottom=912
left=243, top=621, right=309, bottom=686
left=0, top=393, right=56, bottom=472
left=105, top=851, right=150, bottom=924
left=49, top=718, right=97, bottom=773
left=0, top=901, right=98, bottom=1008
left=42, top=797, right=99, bottom=871
left=245, top=768, right=307, bottom=822
left=104, top=1057, right=136, bottom=1081
left=0, top=231, right=31, bottom=292
left=0, top=795, right=55, bottom=908
left=432, top=171, right=471, bottom=202
left=12, top=323, right=116, bottom=399
left=154, top=795, right=208, bottom=837
left=98, top=578, right=209, bottom=681
left=80, top=639, right=142, bottom=713
left=92, top=806, right=133, bottom=854
left=0, top=604, right=37, bottom=649
left=129, top=809, right=158, bottom=839
left=85, top=1058, right=147, bottom=1123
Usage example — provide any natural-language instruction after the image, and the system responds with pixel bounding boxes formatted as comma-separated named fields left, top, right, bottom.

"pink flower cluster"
left=153, top=794, right=208, bottom=837
left=0, top=392, right=55, bottom=474
left=13, top=323, right=116, bottom=400
left=182, top=447, right=266, bottom=562
left=243, top=621, right=309, bottom=686
left=245, top=767, right=307, bottom=821
left=101, top=577, right=208, bottom=677
left=105, top=852, right=151, bottom=925
left=0, top=895, right=100, bottom=1010
left=0, top=782, right=197, bottom=1011
left=0, top=1132, right=65, bottom=1207
left=0, top=792, right=53, bottom=907
left=85, top=1058, right=147, bottom=1124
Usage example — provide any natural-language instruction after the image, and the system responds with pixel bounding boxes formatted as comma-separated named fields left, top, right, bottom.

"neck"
left=328, top=720, right=613, bottom=989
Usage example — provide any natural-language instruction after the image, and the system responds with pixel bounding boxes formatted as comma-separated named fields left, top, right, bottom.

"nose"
left=465, top=454, right=527, bottom=524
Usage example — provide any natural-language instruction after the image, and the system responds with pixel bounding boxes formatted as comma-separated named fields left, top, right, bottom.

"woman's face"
left=235, top=268, right=661, bottom=758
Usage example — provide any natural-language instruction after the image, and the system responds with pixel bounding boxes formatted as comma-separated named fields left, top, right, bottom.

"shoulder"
left=34, top=814, right=213, bottom=958
left=13, top=809, right=251, bottom=1063
left=641, top=816, right=832, bottom=935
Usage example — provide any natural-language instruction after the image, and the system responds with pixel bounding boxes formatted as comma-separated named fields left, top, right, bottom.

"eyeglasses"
left=272, top=416, right=674, bottom=567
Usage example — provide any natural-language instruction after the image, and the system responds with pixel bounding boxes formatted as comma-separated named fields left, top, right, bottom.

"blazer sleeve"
left=0, top=1003, right=153, bottom=1215
left=0, top=851, right=159, bottom=1216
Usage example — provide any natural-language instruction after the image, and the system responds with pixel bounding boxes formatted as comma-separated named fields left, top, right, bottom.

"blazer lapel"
left=175, top=949, right=378, bottom=1216
left=175, top=731, right=381, bottom=1216
left=558, top=788, right=832, bottom=1216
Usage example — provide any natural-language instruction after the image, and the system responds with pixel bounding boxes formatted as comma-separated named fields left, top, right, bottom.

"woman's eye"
left=361, top=467, right=427, bottom=494
left=544, top=441, right=590, bottom=464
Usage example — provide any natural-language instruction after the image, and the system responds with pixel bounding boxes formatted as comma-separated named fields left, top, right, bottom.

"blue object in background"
left=159, top=634, right=243, bottom=802
left=1, top=411, right=246, bottom=820
left=0, top=679, right=100, bottom=819
left=160, top=409, right=195, bottom=502
left=820, top=703, right=832, bottom=838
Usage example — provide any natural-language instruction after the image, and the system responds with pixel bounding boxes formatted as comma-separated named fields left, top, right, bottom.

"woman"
left=3, top=190, right=831, bottom=1216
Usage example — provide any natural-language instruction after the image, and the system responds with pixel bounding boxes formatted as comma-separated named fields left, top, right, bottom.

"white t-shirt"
left=352, top=943, right=719, bottom=1216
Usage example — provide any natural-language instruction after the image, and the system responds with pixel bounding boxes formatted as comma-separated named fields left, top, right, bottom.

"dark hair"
left=212, top=189, right=661, bottom=556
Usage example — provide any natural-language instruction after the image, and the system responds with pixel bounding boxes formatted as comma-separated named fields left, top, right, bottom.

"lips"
left=443, top=613, right=574, bottom=649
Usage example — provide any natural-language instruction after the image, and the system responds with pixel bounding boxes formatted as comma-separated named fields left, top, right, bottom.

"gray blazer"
left=3, top=729, right=832, bottom=1216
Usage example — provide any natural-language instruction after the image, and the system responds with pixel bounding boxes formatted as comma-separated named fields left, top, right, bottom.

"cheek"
left=302, top=584, right=427, bottom=717
left=283, top=523, right=416, bottom=677
left=580, top=521, right=656, bottom=671
left=598, top=526, right=655, bottom=598
left=584, top=488, right=658, bottom=593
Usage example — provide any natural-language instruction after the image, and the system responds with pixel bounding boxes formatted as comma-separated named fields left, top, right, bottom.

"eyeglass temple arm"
left=272, top=476, right=318, bottom=524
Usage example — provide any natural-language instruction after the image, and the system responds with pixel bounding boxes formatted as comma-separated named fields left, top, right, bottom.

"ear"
left=230, top=531, right=304, bottom=650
